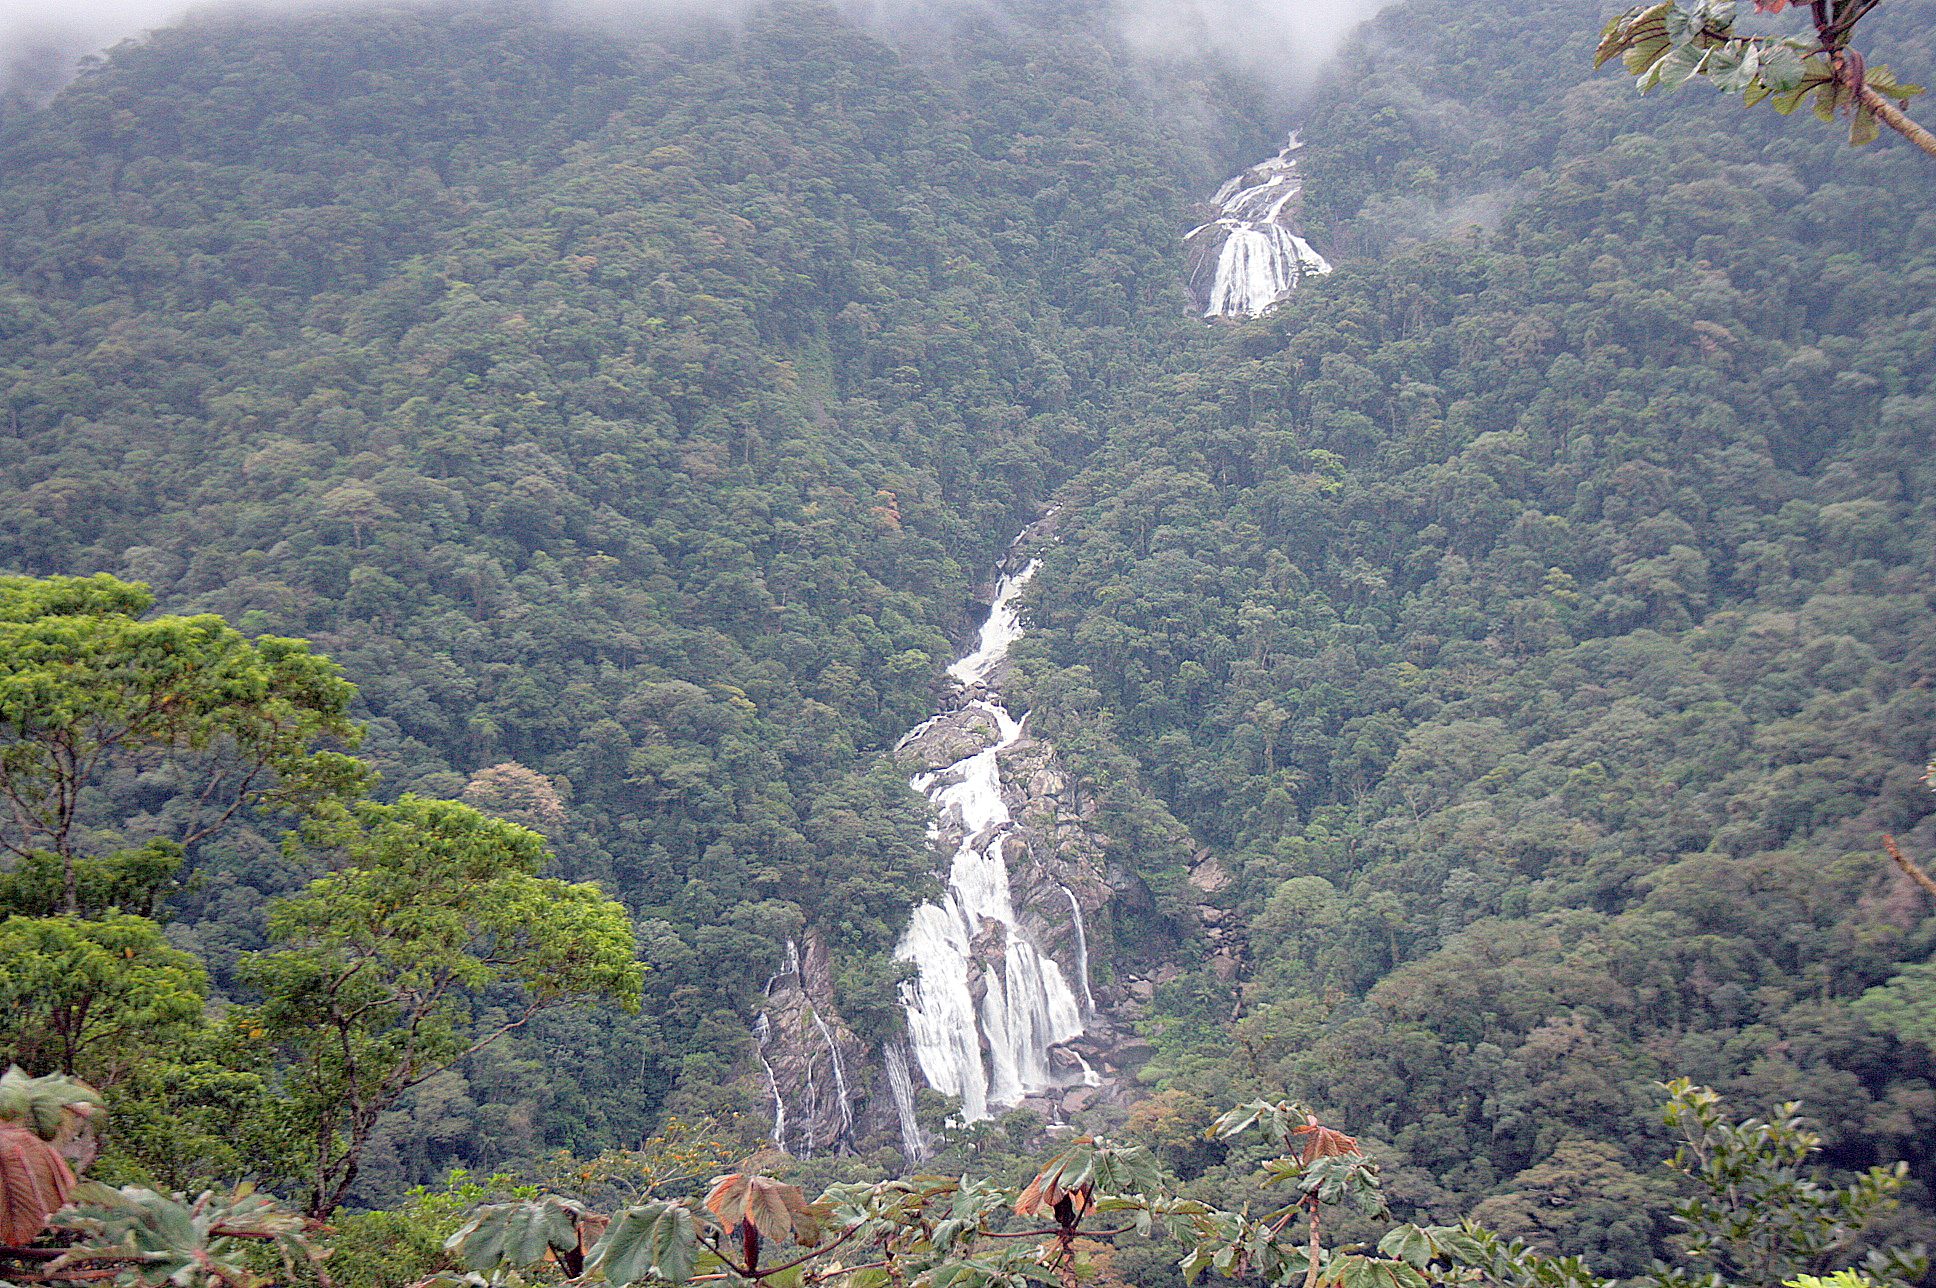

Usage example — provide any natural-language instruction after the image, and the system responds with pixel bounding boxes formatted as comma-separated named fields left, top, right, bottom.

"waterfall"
left=884, top=1039, right=926, bottom=1163
left=811, top=1009, right=855, bottom=1139
left=947, top=561, right=1038, bottom=685
left=1061, top=884, right=1096, bottom=1014
left=1186, top=130, right=1331, bottom=319
left=754, top=1025, right=788, bottom=1149
left=800, top=1044, right=820, bottom=1157
left=896, top=551, right=1090, bottom=1123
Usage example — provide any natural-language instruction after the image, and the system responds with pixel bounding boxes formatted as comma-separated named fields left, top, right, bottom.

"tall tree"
left=241, top=795, right=644, bottom=1218
left=0, top=575, right=369, bottom=914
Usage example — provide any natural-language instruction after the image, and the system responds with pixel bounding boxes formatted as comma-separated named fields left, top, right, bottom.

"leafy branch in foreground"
left=1657, top=1079, right=1926, bottom=1288
left=0, top=1067, right=327, bottom=1288
left=1595, top=0, right=1935, bottom=157
left=7, top=1083, right=1917, bottom=1288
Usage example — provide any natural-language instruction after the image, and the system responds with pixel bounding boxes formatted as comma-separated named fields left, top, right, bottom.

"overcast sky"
left=1, top=0, right=1389, bottom=99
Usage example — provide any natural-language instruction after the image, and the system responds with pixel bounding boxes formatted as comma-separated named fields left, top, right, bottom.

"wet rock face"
left=746, top=519, right=1153, bottom=1157
left=896, top=699, right=1110, bottom=1012
left=890, top=561, right=1139, bottom=1126
left=752, top=933, right=869, bottom=1158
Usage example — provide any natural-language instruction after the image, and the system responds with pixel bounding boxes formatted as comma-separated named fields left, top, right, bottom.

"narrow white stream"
left=752, top=1013, right=788, bottom=1149
left=884, top=1038, right=925, bottom=1162
left=811, top=1010, right=855, bottom=1138
left=1061, top=884, right=1096, bottom=1014
left=896, top=557, right=1088, bottom=1123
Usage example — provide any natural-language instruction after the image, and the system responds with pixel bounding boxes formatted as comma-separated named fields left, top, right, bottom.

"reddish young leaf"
left=0, top=1123, right=77, bottom=1246
left=1290, top=1117, right=1360, bottom=1165
left=1015, top=1139, right=1099, bottom=1220
left=704, top=1173, right=820, bottom=1245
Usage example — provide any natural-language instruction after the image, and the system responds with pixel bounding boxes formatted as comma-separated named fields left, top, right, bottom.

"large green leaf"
left=49, top=1183, right=315, bottom=1288
left=0, top=1066, right=103, bottom=1142
left=590, top=1201, right=700, bottom=1286
left=1320, top=1254, right=1430, bottom=1288
left=445, top=1197, right=584, bottom=1272
left=1376, top=1225, right=1436, bottom=1270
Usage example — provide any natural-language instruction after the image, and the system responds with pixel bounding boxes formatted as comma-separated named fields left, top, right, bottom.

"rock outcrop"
left=752, top=933, right=869, bottom=1158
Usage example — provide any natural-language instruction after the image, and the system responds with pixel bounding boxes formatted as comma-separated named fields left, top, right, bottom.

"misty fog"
left=0, top=0, right=1393, bottom=101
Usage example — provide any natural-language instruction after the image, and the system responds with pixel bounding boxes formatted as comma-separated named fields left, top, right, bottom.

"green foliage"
left=1786, top=1274, right=1882, bottom=1288
left=0, top=0, right=1240, bottom=1177
left=588, top=1201, right=702, bottom=1286
left=47, top=1181, right=319, bottom=1288
left=0, top=0, right=1933, bottom=1253
left=1595, top=0, right=1925, bottom=150
left=1657, top=1080, right=1924, bottom=1288
left=328, top=1171, right=524, bottom=1288
left=0, top=1065, right=104, bottom=1141
left=1852, top=960, right=1936, bottom=1050
left=446, top=1196, right=590, bottom=1275
left=1015, top=1137, right=1166, bottom=1216
left=0, top=914, right=207, bottom=1086
left=241, top=795, right=643, bottom=1217
left=0, top=842, right=184, bottom=921
left=0, top=573, right=368, bottom=914
left=1008, top=0, right=1936, bottom=1256
left=0, top=1067, right=101, bottom=1247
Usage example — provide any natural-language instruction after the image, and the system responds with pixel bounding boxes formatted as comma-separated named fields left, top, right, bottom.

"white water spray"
left=884, top=1039, right=926, bottom=1162
left=1187, top=131, right=1331, bottom=318
left=896, top=554, right=1090, bottom=1122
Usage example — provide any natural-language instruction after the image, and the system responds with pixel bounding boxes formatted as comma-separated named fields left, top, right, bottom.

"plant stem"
left=1884, top=834, right=1936, bottom=899
left=1857, top=86, right=1936, bottom=158
left=1302, top=1201, right=1322, bottom=1288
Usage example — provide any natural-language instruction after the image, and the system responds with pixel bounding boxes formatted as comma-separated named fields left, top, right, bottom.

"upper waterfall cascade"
left=895, top=552, right=1098, bottom=1123
left=1185, top=131, right=1331, bottom=318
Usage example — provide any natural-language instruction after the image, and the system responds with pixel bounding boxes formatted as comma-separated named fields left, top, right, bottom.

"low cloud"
left=1, top=0, right=1389, bottom=100
left=1119, top=0, right=1388, bottom=81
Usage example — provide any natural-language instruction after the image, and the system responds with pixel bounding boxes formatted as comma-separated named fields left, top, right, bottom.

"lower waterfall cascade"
left=894, top=544, right=1099, bottom=1124
left=1185, top=130, right=1332, bottom=318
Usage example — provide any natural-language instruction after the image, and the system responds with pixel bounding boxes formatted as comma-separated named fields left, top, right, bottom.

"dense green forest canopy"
left=0, top=0, right=1933, bottom=1278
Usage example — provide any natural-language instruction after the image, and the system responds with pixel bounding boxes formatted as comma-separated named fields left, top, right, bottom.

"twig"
left=1883, top=834, right=1936, bottom=901
left=1857, top=86, right=1936, bottom=159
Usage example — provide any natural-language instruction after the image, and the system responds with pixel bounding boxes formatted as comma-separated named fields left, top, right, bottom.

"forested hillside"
left=1012, top=0, right=1936, bottom=1270
left=2, top=0, right=1933, bottom=1274
left=0, top=0, right=1248, bottom=1196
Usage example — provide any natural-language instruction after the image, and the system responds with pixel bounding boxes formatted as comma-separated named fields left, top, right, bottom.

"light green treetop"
left=0, top=574, right=369, bottom=915
left=241, top=795, right=644, bottom=1219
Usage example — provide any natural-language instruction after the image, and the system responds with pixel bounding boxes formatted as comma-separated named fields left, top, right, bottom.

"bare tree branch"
left=1883, top=833, right=1936, bottom=901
